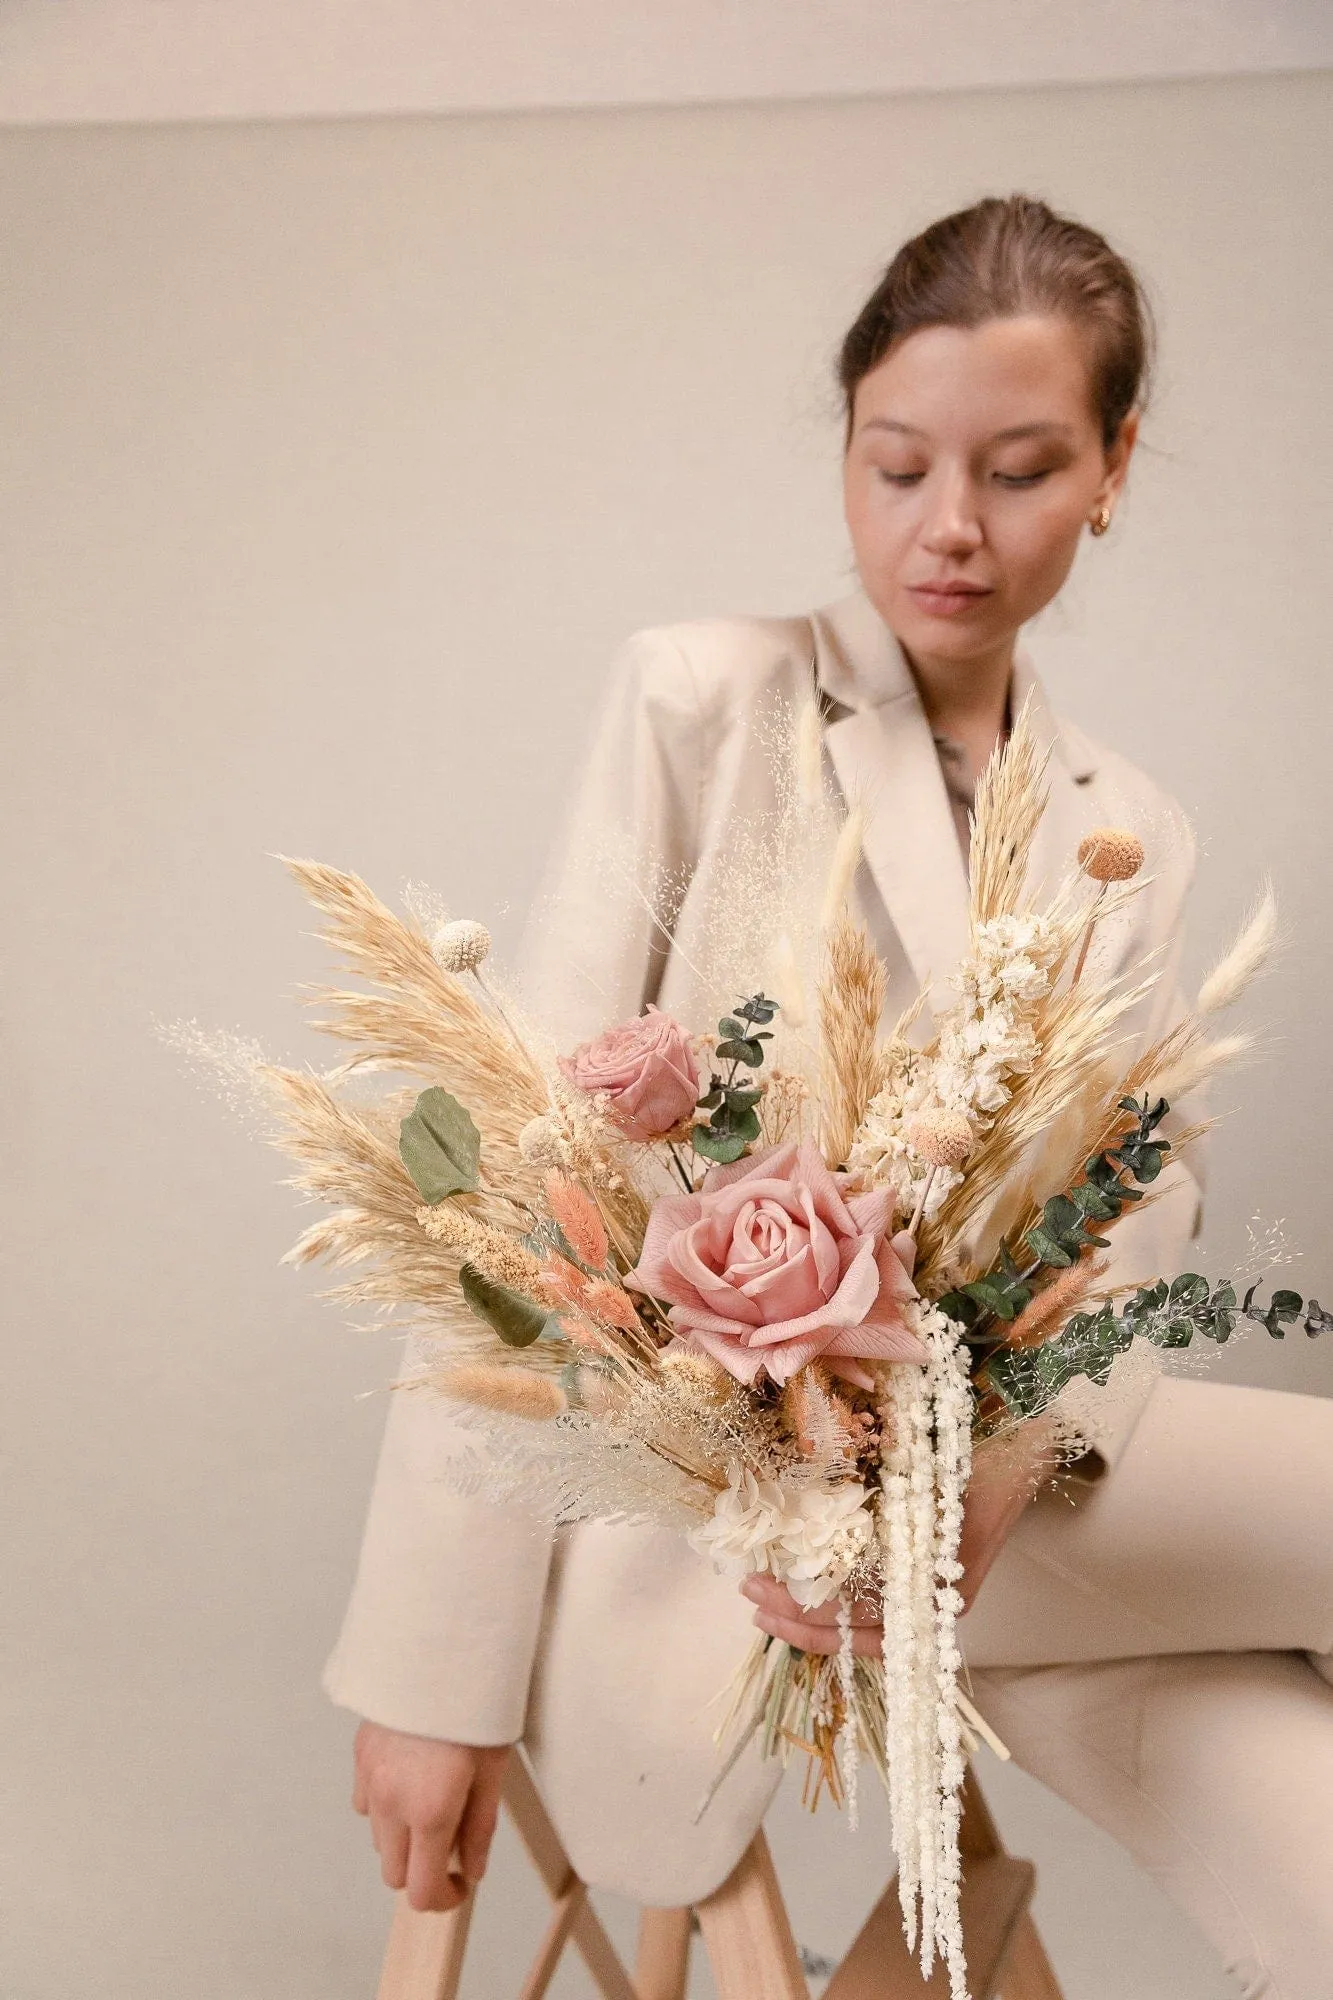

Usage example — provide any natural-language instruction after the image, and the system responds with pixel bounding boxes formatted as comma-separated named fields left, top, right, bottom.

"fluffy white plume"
left=1197, top=883, right=1279, bottom=1016
left=1150, top=1031, right=1254, bottom=1104
left=821, top=803, right=867, bottom=930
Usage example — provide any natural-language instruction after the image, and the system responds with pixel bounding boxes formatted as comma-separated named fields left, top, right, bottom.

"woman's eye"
left=993, top=469, right=1052, bottom=488
left=877, top=469, right=925, bottom=487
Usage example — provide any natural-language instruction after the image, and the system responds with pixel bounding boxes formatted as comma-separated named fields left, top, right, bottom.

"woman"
left=331, top=197, right=1333, bottom=1997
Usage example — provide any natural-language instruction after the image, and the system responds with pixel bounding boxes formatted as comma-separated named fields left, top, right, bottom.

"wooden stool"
left=374, top=1754, right=1063, bottom=2000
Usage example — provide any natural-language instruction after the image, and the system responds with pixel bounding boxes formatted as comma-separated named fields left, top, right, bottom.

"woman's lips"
left=907, top=582, right=994, bottom=617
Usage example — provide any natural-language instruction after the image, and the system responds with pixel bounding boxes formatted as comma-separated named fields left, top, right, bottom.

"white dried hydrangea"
left=689, top=1468, right=876, bottom=1608
left=849, top=914, right=1060, bottom=1221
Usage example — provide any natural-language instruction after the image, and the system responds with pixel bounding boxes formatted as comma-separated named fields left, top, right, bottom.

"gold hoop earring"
left=1089, top=507, right=1112, bottom=537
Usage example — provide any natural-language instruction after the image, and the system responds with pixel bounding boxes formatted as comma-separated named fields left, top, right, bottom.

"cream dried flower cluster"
left=849, top=912, right=1061, bottom=1222
left=689, top=1466, right=877, bottom=1609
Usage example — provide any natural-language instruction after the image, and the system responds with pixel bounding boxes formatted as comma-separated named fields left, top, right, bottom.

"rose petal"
left=822, top=1320, right=929, bottom=1364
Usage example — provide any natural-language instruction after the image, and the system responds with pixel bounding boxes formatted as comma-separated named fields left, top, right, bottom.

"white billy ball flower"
left=432, top=918, right=492, bottom=974
left=517, top=1114, right=564, bottom=1168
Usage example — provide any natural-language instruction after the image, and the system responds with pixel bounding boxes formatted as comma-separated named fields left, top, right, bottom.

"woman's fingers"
left=739, top=1574, right=880, bottom=1625
left=751, top=1604, right=884, bottom=1657
left=374, top=1816, right=411, bottom=1892
left=457, top=1749, right=507, bottom=1887
left=351, top=1723, right=501, bottom=1913
left=405, top=1831, right=469, bottom=1914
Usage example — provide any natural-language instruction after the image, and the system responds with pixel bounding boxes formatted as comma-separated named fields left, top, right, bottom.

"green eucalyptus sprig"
left=692, top=993, right=776, bottom=1166
left=986, top=1275, right=1332, bottom=1421
left=939, top=1095, right=1171, bottom=1337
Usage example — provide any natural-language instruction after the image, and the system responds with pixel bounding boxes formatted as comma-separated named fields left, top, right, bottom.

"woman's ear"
left=1095, top=408, right=1140, bottom=513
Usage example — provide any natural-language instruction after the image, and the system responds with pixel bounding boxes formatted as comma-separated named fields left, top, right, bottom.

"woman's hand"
left=352, top=1721, right=510, bottom=1911
left=741, top=1417, right=1063, bottom=1655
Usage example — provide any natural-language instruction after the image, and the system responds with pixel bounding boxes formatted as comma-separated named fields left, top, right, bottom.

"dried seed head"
left=432, top=918, right=492, bottom=973
left=1077, top=828, right=1144, bottom=883
left=659, top=1347, right=731, bottom=1400
left=906, top=1109, right=975, bottom=1169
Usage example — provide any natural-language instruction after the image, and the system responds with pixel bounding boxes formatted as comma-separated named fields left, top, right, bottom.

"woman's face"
left=842, top=314, right=1136, bottom=668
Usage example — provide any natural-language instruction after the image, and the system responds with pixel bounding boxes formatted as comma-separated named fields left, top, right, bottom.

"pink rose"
left=625, top=1139, right=928, bottom=1387
left=561, top=1005, right=700, bottom=1143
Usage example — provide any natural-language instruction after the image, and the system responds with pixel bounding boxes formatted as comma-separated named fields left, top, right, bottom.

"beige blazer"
left=321, top=589, right=1204, bottom=1906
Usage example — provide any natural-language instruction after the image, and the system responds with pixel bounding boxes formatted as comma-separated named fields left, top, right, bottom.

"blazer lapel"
left=1010, top=648, right=1100, bottom=900
left=808, top=593, right=1100, bottom=1010
left=811, top=592, right=971, bottom=1010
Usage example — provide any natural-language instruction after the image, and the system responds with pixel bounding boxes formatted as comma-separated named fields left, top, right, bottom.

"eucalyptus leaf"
left=1026, top=1225, right=1075, bottom=1269
left=459, top=1263, right=559, bottom=1348
left=400, top=1088, right=481, bottom=1203
left=694, top=1128, right=749, bottom=1165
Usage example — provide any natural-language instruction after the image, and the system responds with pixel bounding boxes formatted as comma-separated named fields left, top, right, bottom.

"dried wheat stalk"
left=819, top=914, right=887, bottom=1168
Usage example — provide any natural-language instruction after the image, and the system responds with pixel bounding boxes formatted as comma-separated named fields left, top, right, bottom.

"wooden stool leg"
left=501, top=1755, right=639, bottom=2000
left=695, top=1830, right=809, bottom=2000
left=375, top=1885, right=475, bottom=2000
left=635, top=1906, right=693, bottom=2000
left=1000, top=1911, right=1063, bottom=2000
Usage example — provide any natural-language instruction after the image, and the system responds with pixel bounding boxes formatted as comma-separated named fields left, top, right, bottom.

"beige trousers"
left=958, top=1378, right=1333, bottom=2000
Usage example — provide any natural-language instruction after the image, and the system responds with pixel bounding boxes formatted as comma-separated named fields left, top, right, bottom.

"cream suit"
left=323, top=591, right=1333, bottom=1996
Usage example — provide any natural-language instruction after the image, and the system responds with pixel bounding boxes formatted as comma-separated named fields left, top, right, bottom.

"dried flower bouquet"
left=201, top=701, right=1327, bottom=2000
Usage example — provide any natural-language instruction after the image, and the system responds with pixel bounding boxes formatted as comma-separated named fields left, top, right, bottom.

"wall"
left=3, top=71, right=1330, bottom=1999
left=2, top=0, right=1330, bottom=125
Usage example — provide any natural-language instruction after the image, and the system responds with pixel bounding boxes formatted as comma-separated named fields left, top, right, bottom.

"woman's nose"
left=919, top=475, right=984, bottom=556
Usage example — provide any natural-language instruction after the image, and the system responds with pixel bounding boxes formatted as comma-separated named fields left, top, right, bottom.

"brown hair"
left=838, top=194, right=1153, bottom=450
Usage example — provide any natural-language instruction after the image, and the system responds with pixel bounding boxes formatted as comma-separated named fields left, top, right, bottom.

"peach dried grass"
left=545, top=1171, right=610, bottom=1270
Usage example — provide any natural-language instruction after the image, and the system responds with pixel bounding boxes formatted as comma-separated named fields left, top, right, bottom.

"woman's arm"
left=332, top=630, right=706, bottom=1905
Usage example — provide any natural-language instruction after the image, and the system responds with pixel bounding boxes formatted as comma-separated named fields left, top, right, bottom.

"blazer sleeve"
left=320, top=1335, right=556, bottom=1744
left=322, top=626, right=705, bottom=1742
left=1057, top=802, right=1208, bottom=1478
left=516, top=624, right=706, bottom=1046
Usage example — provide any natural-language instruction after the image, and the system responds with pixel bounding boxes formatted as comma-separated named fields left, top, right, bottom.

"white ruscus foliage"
left=876, top=1307, right=973, bottom=1998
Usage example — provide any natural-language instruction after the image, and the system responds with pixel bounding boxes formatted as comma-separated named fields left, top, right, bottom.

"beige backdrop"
left=3, top=70, right=1329, bottom=2000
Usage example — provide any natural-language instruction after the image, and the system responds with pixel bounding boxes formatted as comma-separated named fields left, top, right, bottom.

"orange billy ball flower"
left=1077, top=828, right=1144, bottom=883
